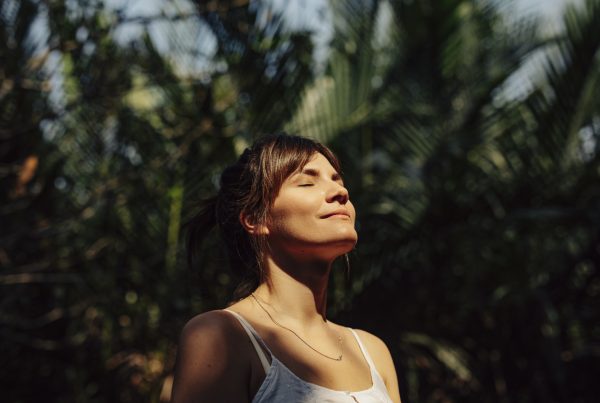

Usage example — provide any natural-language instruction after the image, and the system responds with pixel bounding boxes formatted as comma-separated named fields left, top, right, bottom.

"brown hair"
left=186, top=133, right=341, bottom=300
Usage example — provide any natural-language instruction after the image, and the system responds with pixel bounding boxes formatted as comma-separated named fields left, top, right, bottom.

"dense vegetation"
left=1, top=0, right=599, bottom=402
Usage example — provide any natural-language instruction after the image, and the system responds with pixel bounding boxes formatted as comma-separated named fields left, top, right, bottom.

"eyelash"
left=299, top=183, right=345, bottom=188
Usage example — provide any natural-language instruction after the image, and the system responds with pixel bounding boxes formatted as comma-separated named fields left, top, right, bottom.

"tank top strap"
left=349, top=328, right=377, bottom=371
left=223, top=309, right=272, bottom=373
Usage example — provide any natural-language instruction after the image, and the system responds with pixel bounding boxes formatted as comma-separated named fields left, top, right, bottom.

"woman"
left=171, top=134, right=401, bottom=403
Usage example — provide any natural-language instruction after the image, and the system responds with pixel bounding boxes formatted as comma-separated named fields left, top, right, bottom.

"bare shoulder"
left=176, top=309, right=251, bottom=369
left=176, top=310, right=246, bottom=357
left=171, top=310, right=250, bottom=403
left=354, top=328, right=403, bottom=403
left=179, top=310, right=241, bottom=343
left=354, top=329, right=391, bottom=358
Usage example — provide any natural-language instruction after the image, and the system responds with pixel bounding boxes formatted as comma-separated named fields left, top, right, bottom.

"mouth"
left=321, top=211, right=351, bottom=219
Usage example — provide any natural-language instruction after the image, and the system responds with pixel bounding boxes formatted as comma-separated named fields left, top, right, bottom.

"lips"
left=320, top=210, right=351, bottom=219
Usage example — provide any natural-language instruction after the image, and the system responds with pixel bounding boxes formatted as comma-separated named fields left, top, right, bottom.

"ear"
left=239, top=211, right=270, bottom=236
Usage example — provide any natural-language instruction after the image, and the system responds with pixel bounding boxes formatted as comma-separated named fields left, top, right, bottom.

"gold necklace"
left=250, top=294, right=344, bottom=361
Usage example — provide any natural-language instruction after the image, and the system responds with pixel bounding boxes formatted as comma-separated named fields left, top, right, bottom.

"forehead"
left=283, top=153, right=341, bottom=186
left=300, top=153, right=338, bottom=172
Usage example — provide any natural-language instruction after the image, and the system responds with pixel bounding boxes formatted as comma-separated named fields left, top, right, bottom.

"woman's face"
left=265, top=152, right=357, bottom=260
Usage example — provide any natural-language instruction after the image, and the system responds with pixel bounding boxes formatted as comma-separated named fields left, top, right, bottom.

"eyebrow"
left=297, top=168, right=342, bottom=181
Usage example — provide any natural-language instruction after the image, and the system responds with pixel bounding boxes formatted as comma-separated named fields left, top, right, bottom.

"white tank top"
left=225, top=309, right=394, bottom=403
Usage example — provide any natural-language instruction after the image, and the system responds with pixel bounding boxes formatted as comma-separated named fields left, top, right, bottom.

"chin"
left=336, top=229, right=358, bottom=247
left=328, top=236, right=358, bottom=256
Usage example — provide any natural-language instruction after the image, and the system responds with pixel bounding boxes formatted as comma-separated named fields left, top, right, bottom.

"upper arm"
left=356, top=330, right=402, bottom=403
left=171, top=311, right=249, bottom=403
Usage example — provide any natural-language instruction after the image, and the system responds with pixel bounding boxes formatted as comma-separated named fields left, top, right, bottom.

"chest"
left=247, top=331, right=375, bottom=398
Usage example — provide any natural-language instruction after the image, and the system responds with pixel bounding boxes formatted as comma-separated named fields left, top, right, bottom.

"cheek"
left=270, top=197, right=314, bottom=226
left=348, top=201, right=357, bottom=221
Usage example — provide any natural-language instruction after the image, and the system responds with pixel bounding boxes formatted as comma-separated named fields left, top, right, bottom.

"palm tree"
left=279, top=0, right=600, bottom=401
left=3, top=0, right=599, bottom=401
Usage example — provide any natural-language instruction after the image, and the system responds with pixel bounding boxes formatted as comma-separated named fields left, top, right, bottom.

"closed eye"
left=298, top=184, right=314, bottom=187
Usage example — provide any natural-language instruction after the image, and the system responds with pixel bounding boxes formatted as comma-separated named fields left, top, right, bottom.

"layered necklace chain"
left=250, top=294, right=344, bottom=361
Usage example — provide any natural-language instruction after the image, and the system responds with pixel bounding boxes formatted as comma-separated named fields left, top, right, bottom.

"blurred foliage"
left=1, top=0, right=599, bottom=402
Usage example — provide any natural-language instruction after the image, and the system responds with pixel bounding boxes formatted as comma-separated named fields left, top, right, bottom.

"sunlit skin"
left=171, top=153, right=402, bottom=403
left=252, top=152, right=358, bottom=305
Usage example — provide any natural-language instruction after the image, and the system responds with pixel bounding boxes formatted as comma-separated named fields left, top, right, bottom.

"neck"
left=253, top=252, right=333, bottom=327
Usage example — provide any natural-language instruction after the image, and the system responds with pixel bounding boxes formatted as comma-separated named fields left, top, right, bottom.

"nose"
left=326, top=182, right=349, bottom=204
